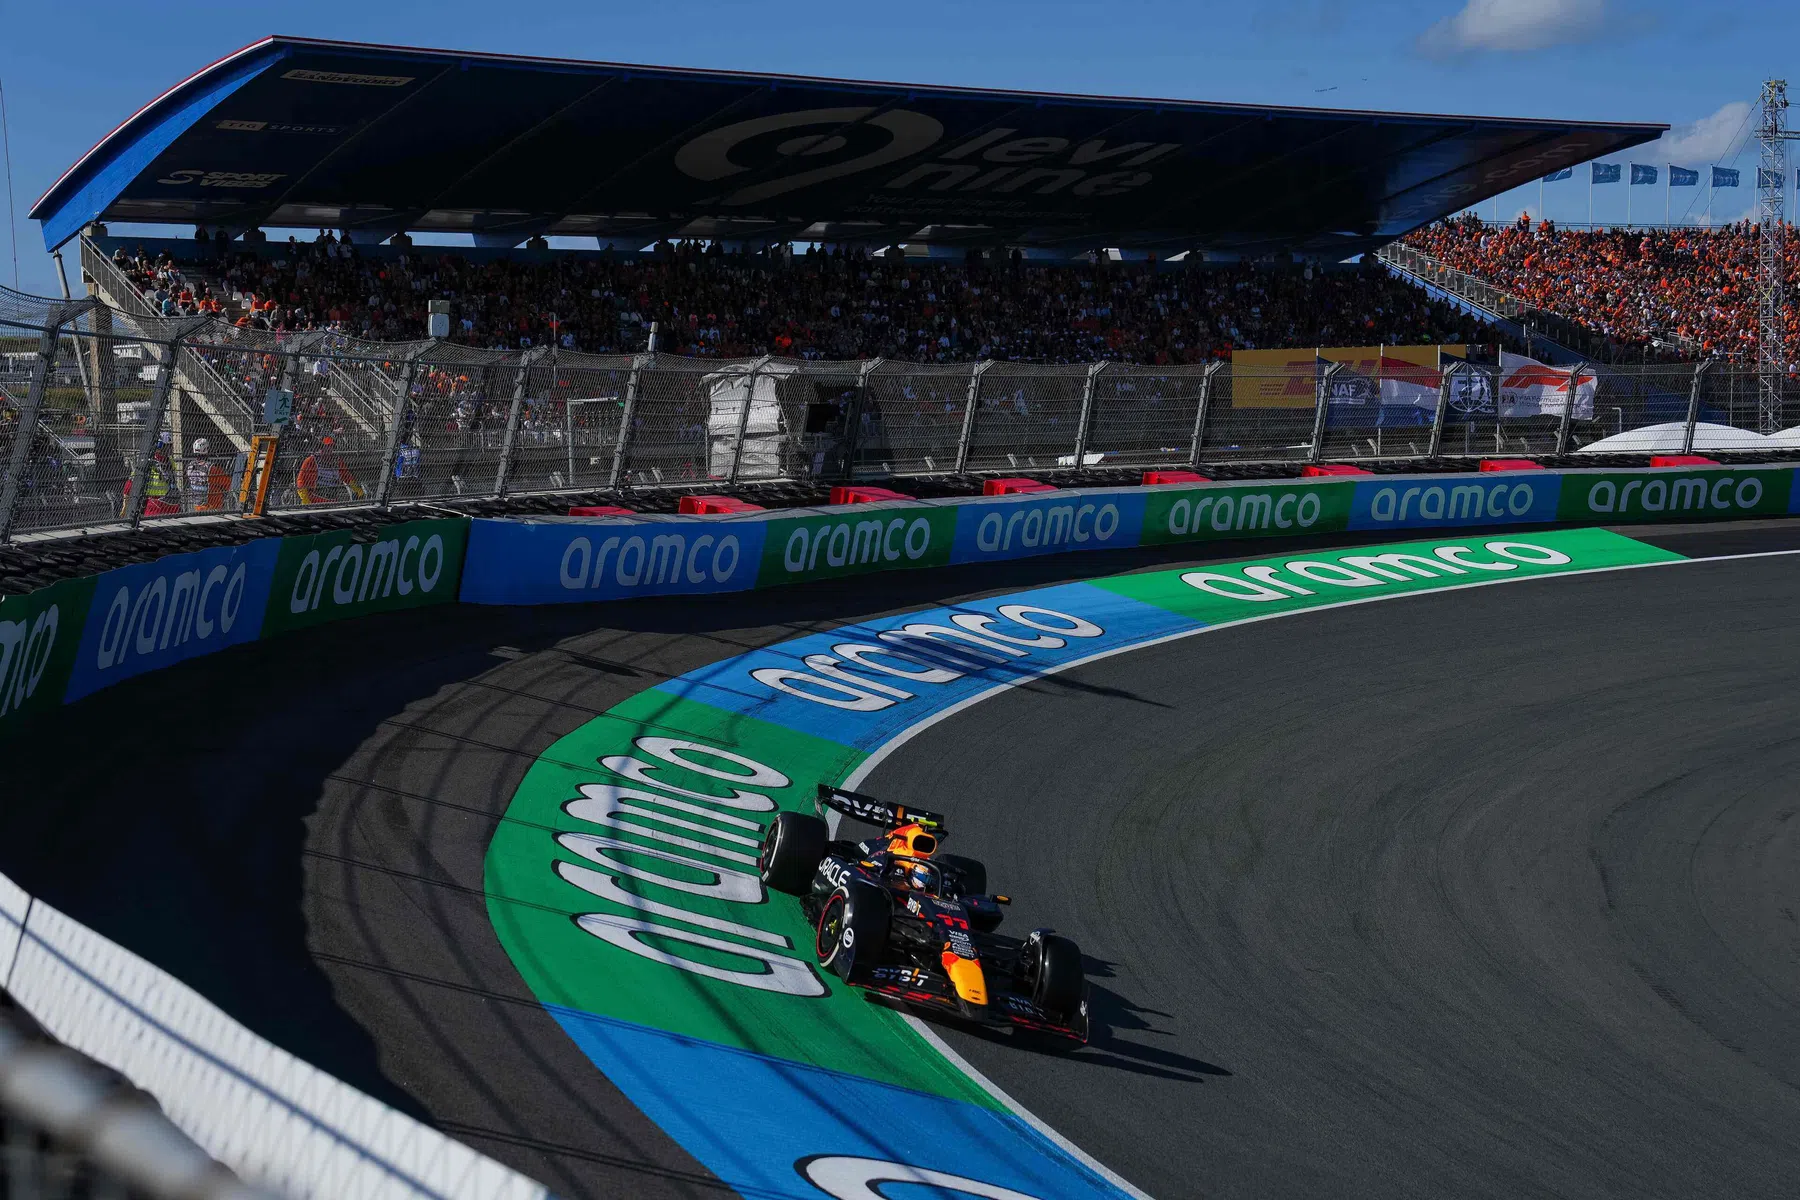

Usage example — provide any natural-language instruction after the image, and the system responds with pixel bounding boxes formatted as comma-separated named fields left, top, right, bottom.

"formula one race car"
left=758, top=785, right=1089, bottom=1045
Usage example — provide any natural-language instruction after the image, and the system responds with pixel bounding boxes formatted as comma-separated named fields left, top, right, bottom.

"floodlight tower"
left=1755, top=80, right=1797, bottom=432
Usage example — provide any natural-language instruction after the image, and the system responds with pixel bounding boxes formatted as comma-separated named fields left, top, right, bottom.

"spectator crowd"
left=1404, top=213, right=1800, bottom=363
left=112, top=233, right=1496, bottom=365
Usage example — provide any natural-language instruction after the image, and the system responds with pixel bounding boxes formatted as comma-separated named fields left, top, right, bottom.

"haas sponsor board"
left=1558, top=470, right=1793, bottom=521
left=65, top=542, right=279, bottom=701
left=1349, top=476, right=1561, bottom=530
left=460, top=519, right=769, bottom=604
left=0, top=577, right=97, bottom=725
left=950, top=492, right=1145, bottom=563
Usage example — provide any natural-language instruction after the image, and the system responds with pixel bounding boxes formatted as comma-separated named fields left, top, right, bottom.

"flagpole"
left=1666, top=168, right=1670, bottom=226
left=1588, top=169, right=1593, bottom=226
left=1627, top=172, right=1632, bottom=228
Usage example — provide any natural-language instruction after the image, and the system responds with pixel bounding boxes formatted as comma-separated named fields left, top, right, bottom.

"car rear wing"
left=815, top=784, right=947, bottom=833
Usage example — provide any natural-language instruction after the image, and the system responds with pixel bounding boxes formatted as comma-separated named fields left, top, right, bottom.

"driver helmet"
left=906, top=862, right=933, bottom=892
left=886, top=822, right=938, bottom=858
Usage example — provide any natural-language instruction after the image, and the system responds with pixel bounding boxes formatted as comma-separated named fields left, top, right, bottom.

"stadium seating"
left=109, top=236, right=1498, bottom=365
left=1403, top=213, right=1800, bottom=364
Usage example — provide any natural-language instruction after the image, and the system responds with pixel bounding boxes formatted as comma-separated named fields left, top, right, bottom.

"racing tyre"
left=1025, top=933, right=1085, bottom=1021
left=816, top=881, right=890, bottom=980
left=937, top=853, right=988, bottom=897
left=759, top=812, right=829, bottom=895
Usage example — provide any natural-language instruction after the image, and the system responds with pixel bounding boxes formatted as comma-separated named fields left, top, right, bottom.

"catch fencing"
left=4, top=277, right=1797, bottom=541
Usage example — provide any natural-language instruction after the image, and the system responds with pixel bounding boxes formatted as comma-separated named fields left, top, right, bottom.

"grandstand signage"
left=1231, top=346, right=1466, bottom=409
left=64, top=542, right=279, bottom=701
left=1141, top=481, right=1351, bottom=543
left=1558, top=468, right=1792, bottom=522
left=949, top=492, right=1145, bottom=563
left=264, top=518, right=468, bottom=635
left=0, top=577, right=95, bottom=724
left=760, top=507, right=956, bottom=585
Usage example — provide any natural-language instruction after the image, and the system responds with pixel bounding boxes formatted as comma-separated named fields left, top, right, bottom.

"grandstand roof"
left=33, top=36, right=1665, bottom=259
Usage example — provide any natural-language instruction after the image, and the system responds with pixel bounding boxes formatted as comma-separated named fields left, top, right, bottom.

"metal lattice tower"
left=1756, top=80, right=1794, bottom=432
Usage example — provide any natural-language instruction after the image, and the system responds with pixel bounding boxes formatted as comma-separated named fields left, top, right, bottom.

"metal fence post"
left=493, top=345, right=545, bottom=496
left=607, top=352, right=649, bottom=490
left=0, top=304, right=84, bottom=541
left=727, top=355, right=774, bottom=486
left=122, top=325, right=207, bottom=525
left=954, top=361, right=991, bottom=474
left=374, top=354, right=423, bottom=508
left=1555, top=362, right=1586, bottom=455
left=1188, top=361, right=1221, bottom=467
left=1307, top=362, right=1342, bottom=463
left=1071, top=360, right=1107, bottom=471
left=1682, top=360, right=1711, bottom=455
left=842, top=357, right=884, bottom=480
left=1428, top=361, right=1457, bottom=458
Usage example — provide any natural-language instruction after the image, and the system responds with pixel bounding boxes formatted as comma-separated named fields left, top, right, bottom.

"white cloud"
left=1418, top=0, right=1608, bottom=56
left=1653, top=101, right=1752, bottom=164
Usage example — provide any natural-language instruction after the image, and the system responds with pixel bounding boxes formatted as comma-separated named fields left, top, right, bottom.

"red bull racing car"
left=759, top=785, right=1089, bottom=1045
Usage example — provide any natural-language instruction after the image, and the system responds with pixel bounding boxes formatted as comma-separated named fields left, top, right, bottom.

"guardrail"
left=6, top=272, right=1797, bottom=542
left=3, top=458, right=1799, bottom=1197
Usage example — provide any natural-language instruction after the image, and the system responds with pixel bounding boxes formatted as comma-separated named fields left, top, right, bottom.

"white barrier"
left=0, top=871, right=548, bottom=1200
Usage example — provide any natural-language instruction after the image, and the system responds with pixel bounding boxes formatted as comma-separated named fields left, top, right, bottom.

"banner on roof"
left=1630, top=164, right=1657, bottom=185
left=1712, top=167, right=1739, bottom=188
left=1592, top=163, right=1621, bottom=184
left=1669, top=166, right=1699, bottom=186
left=1498, top=351, right=1595, bottom=420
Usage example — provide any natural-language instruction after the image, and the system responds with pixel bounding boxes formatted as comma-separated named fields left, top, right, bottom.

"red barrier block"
left=1650, top=455, right=1718, bottom=467
left=568, top=505, right=635, bottom=517
left=678, top=495, right=766, bottom=515
left=1479, top=459, right=1543, bottom=472
left=1142, top=470, right=1211, bottom=485
left=1300, top=464, right=1372, bottom=477
left=829, top=485, right=915, bottom=505
left=984, top=477, right=1056, bottom=495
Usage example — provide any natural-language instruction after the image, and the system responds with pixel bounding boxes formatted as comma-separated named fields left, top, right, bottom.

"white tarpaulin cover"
left=1575, top=421, right=1771, bottom=453
left=706, top=365, right=793, bottom=479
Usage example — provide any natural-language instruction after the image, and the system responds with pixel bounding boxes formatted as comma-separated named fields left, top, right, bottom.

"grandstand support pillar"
left=955, top=361, right=993, bottom=474
left=607, top=353, right=649, bottom=490
left=727, top=355, right=776, bottom=486
left=1428, top=361, right=1459, bottom=458
left=842, top=358, right=884, bottom=481
left=1681, top=360, right=1713, bottom=455
left=0, top=303, right=87, bottom=542
left=1307, top=362, right=1342, bottom=463
left=1071, top=361, right=1108, bottom=472
left=1189, top=361, right=1222, bottom=467
left=494, top=346, right=547, bottom=496
left=375, top=354, right=424, bottom=508
left=123, top=319, right=213, bottom=527
left=1555, top=363, right=1588, bottom=455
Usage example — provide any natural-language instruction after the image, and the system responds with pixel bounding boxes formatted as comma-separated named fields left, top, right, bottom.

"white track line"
left=840, top=541, right=1800, bottom=1200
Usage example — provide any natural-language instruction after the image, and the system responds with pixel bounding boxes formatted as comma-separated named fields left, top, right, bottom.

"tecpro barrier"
left=455, top=463, right=1800, bottom=606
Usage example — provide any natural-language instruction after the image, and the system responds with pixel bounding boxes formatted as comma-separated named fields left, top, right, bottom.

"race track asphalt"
left=866, top=543, right=1800, bottom=1199
left=4, top=519, right=1798, bottom=1199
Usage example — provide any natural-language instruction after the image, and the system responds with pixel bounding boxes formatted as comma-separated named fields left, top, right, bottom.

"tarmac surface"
left=5, top=519, right=1799, bottom=1198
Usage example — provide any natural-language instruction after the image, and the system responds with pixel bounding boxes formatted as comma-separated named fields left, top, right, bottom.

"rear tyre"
left=1025, top=933, right=1085, bottom=1021
left=816, top=881, right=890, bottom=980
left=759, top=812, right=828, bottom=895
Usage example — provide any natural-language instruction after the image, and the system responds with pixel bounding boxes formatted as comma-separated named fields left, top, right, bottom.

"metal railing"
left=4, top=279, right=1799, bottom=540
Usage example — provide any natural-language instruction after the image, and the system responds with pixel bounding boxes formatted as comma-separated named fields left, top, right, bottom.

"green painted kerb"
left=482, top=688, right=999, bottom=1106
left=757, top=505, right=958, bottom=586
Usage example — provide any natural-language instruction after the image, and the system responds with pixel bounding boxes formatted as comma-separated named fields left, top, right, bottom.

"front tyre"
left=1022, top=932, right=1085, bottom=1022
left=760, top=811, right=828, bottom=895
left=816, top=881, right=890, bottom=980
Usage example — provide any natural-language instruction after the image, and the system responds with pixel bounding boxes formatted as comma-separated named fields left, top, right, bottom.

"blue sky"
left=0, top=0, right=1793, bottom=296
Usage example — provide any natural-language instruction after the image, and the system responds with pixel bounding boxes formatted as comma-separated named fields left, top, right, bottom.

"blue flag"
left=1591, top=162, right=1621, bottom=184
left=1630, top=164, right=1657, bottom=185
left=1712, top=167, right=1739, bottom=187
left=1758, top=168, right=1785, bottom=189
left=1669, top=166, right=1699, bottom=186
left=1542, top=167, right=1572, bottom=182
